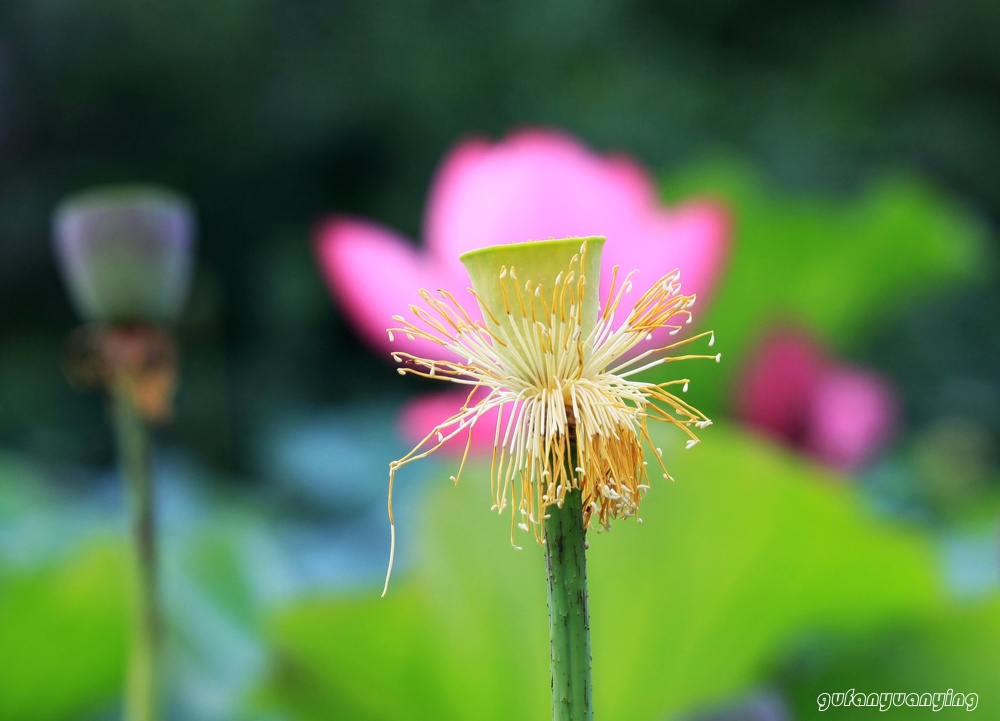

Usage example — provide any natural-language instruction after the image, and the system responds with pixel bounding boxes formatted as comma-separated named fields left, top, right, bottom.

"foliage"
left=0, top=541, right=126, bottom=720
left=780, top=601, right=1000, bottom=718
left=654, top=160, right=987, bottom=416
left=259, top=425, right=942, bottom=720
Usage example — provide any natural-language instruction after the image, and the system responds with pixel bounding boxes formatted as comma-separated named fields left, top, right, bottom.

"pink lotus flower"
left=734, top=328, right=897, bottom=472
left=316, top=129, right=730, bottom=452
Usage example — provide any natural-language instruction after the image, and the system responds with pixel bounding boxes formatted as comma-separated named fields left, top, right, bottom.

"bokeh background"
left=1, top=0, right=999, bottom=719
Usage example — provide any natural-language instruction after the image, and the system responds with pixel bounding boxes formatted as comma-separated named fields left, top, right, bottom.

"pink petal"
left=425, top=129, right=655, bottom=267
left=734, top=329, right=831, bottom=444
left=425, top=129, right=729, bottom=355
left=398, top=388, right=507, bottom=457
left=599, top=152, right=660, bottom=210
left=601, top=200, right=731, bottom=351
left=605, top=201, right=730, bottom=306
left=805, top=367, right=897, bottom=472
left=315, top=129, right=734, bottom=426
left=314, top=217, right=460, bottom=361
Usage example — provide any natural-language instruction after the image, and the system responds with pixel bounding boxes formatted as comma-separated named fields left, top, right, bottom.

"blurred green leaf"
left=781, top=601, right=1000, bottom=718
left=657, top=160, right=988, bottom=415
left=0, top=540, right=126, bottom=721
left=261, top=425, right=943, bottom=720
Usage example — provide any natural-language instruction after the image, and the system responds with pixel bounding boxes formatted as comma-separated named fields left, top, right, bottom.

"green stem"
left=112, top=378, right=160, bottom=721
left=545, top=485, right=593, bottom=721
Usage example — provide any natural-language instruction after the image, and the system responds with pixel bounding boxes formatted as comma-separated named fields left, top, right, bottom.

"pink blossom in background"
left=734, top=328, right=897, bottom=473
left=316, top=129, right=730, bottom=453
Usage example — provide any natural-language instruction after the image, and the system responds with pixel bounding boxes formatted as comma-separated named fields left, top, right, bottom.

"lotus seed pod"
left=54, top=185, right=195, bottom=324
left=460, top=236, right=605, bottom=340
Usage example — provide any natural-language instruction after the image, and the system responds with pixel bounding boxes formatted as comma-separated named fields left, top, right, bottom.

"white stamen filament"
left=381, top=245, right=715, bottom=595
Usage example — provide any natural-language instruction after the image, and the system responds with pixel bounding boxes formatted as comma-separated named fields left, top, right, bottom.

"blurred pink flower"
left=734, top=328, right=897, bottom=472
left=316, top=129, right=730, bottom=452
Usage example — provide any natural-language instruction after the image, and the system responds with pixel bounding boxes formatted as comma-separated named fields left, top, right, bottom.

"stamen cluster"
left=386, top=243, right=718, bottom=574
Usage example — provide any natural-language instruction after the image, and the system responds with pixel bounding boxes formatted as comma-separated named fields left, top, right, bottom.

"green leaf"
left=261, top=425, right=942, bottom=720
left=0, top=540, right=126, bottom=721
left=656, top=160, right=987, bottom=415
left=781, top=601, right=1000, bottom=718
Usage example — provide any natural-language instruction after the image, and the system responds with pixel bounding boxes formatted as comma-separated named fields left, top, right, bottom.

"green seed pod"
left=460, top=236, right=605, bottom=340
left=53, top=185, right=195, bottom=324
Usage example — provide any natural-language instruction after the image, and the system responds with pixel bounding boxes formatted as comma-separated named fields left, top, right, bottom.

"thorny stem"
left=545, top=435, right=593, bottom=721
left=112, top=375, right=160, bottom=721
